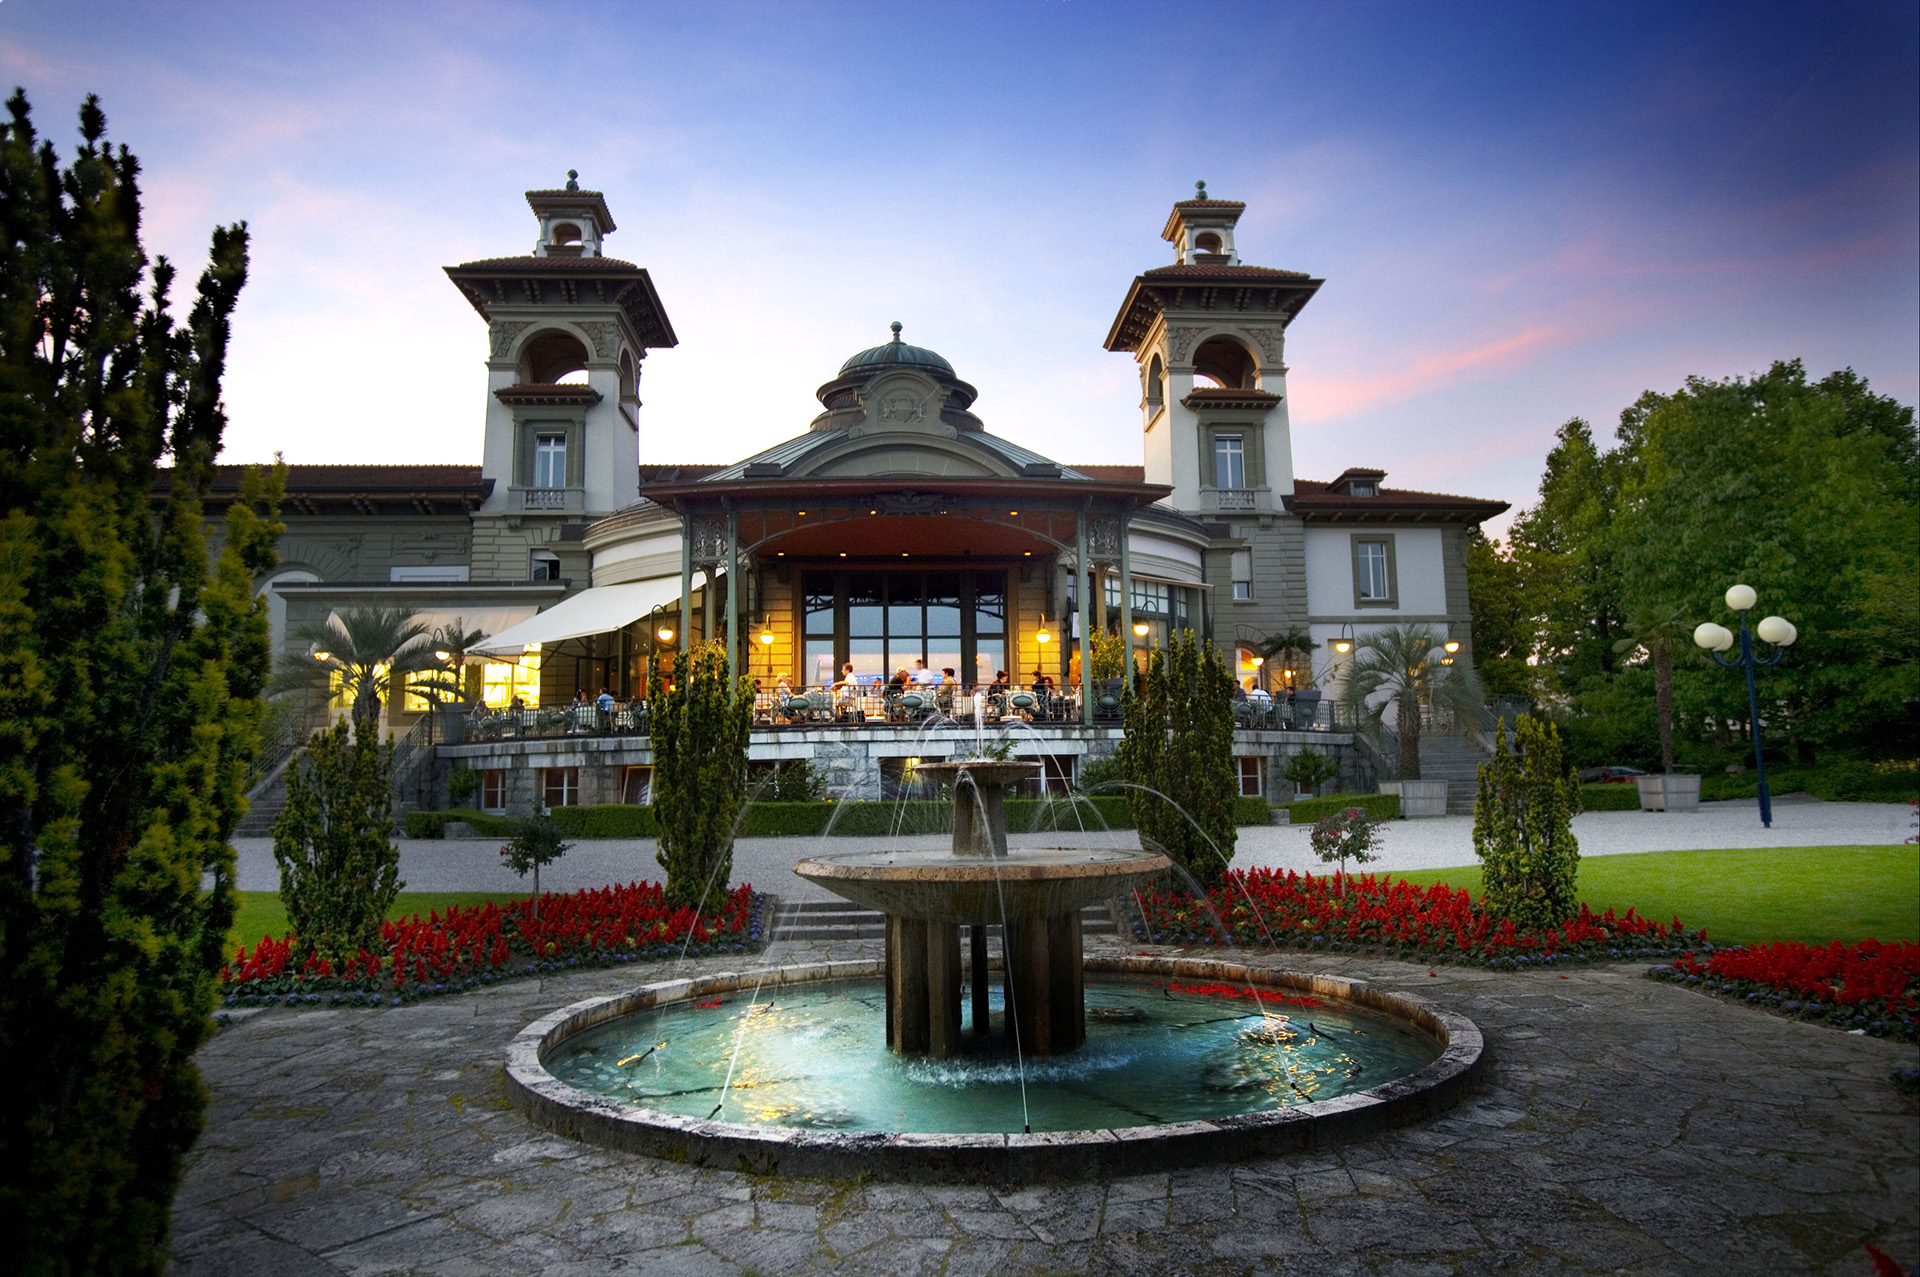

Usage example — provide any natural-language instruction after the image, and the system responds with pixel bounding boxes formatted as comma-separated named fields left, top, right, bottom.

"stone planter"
left=1399, top=779, right=1449, bottom=819
left=1635, top=774, right=1701, bottom=812
left=1376, top=781, right=1402, bottom=798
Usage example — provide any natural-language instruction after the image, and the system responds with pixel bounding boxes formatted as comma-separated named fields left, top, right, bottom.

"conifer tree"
left=0, top=91, right=271, bottom=1273
left=1118, top=630, right=1236, bottom=888
left=271, top=718, right=403, bottom=965
left=1472, top=715, right=1582, bottom=933
left=650, top=641, right=752, bottom=910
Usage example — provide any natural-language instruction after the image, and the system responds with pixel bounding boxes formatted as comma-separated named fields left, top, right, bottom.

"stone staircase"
left=235, top=752, right=297, bottom=837
left=768, top=898, right=1121, bottom=943
left=1417, top=733, right=1493, bottom=816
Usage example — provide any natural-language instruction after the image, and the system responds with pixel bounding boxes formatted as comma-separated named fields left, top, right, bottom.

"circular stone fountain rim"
left=792, top=847, right=1171, bottom=881
left=504, top=957, right=1486, bottom=1182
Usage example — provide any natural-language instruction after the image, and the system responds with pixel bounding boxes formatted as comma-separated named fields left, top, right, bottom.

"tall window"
left=1214, top=434, right=1245, bottom=489
left=533, top=433, right=567, bottom=488
left=482, top=648, right=541, bottom=707
left=1231, top=549, right=1253, bottom=600
left=1237, top=757, right=1265, bottom=798
left=1356, top=541, right=1390, bottom=601
left=480, top=770, right=506, bottom=812
left=802, top=570, right=1006, bottom=687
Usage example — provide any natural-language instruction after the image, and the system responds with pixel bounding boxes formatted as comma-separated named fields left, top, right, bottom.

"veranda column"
left=679, top=520, right=693, bottom=663
left=724, top=503, right=739, bottom=678
left=1076, top=504, right=1093, bottom=726
left=1118, top=510, right=1134, bottom=673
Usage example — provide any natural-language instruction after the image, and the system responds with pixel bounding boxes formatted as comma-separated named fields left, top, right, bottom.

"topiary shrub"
left=446, top=764, right=481, bottom=808
left=651, top=642, right=752, bottom=910
left=1473, top=714, right=1581, bottom=933
left=499, top=815, right=572, bottom=917
left=1118, top=631, right=1238, bottom=888
left=1287, top=793, right=1400, bottom=824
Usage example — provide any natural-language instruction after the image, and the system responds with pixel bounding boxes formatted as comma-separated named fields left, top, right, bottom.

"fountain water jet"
left=793, top=759, right=1168, bottom=1058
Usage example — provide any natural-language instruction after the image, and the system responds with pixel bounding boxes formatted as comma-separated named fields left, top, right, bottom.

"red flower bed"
left=221, top=883, right=764, bottom=1006
left=1652, top=939, right=1919, bottom=1041
left=1130, top=868, right=1698, bottom=967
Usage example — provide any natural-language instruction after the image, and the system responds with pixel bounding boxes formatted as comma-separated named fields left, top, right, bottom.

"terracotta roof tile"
left=1142, top=263, right=1315, bottom=281
left=1292, top=478, right=1508, bottom=511
left=448, top=255, right=642, bottom=272
left=177, top=464, right=487, bottom=491
left=1172, top=199, right=1247, bottom=210
left=1071, top=464, right=1147, bottom=483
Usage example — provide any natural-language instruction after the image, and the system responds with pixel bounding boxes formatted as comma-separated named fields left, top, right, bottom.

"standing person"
left=913, top=658, right=937, bottom=687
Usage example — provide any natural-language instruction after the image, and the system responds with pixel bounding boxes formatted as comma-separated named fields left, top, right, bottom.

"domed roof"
left=838, top=321, right=954, bottom=377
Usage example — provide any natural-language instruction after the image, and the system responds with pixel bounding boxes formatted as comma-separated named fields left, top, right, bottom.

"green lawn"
left=1390, top=846, right=1919, bottom=947
left=226, top=891, right=528, bottom=957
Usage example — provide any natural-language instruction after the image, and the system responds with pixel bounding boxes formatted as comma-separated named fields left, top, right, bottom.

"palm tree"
left=1337, top=623, right=1484, bottom=780
left=417, top=619, right=492, bottom=707
left=1259, top=627, right=1319, bottom=688
left=270, top=606, right=438, bottom=727
left=1611, top=603, right=1690, bottom=774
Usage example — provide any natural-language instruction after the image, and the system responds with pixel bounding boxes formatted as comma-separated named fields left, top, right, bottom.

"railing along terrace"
left=454, top=683, right=1348, bottom=743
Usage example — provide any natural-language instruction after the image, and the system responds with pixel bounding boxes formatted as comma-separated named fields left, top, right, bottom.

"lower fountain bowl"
left=505, top=956, right=1485, bottom=1182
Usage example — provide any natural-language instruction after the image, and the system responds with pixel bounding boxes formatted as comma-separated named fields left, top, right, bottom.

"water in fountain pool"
left=547, top=976, right=1442, bottom=1134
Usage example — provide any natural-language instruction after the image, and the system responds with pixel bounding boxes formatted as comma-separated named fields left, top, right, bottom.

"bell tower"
left=1103, top=183, right=1322, bottom=516
left=445, top=174, right=677, bottom=583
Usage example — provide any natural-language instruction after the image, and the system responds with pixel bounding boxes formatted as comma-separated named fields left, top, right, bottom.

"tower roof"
left=838, top=321, right=955, bottom=377
left=525, top=171, right=616, bottom=235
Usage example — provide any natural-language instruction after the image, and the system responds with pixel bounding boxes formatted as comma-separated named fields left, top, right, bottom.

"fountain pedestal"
left=795, top=760, right=1168, bottom=1058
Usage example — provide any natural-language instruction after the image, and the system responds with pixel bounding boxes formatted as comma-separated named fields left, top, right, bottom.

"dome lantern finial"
left=1195, top=179, right=1206, bottom=198
left=890, top=320, right=903, bottom=342
left=565, top=169, right=579, bottom=191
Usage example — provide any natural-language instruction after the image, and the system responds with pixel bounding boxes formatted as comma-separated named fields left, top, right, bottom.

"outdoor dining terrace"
left=450, top=682, right=1351, bottom=744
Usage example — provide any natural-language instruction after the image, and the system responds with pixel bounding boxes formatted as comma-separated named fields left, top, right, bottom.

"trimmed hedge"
left=1579, top=783, right=1642, bottom=812
left=1701, top=762, right=1917, bottom=804
left=1285, top=792, right=1401, bottom=824
left=405, top=793, right=1274, bottom=839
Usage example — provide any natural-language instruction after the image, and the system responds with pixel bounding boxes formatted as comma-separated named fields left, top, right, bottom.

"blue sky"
left=3, top=1, right=1914, bottom=534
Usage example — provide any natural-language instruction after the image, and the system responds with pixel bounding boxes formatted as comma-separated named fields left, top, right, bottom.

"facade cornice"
left=1104, top=271, right=1323, bottom=353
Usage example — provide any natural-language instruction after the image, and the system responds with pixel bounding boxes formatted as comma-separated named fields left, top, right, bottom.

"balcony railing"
left=447, top=683, right=1352, bottom=744
left=509, top=485, right=586, bottom=512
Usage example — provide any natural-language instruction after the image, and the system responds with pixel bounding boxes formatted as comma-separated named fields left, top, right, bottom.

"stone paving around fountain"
left=173, top=933, right=1919, bottom=1277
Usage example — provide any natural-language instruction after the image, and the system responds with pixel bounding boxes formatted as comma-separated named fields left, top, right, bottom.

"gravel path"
left=172, top=933, right=1920, bottom=1276
left=230, top=799, right=1915, bottom=904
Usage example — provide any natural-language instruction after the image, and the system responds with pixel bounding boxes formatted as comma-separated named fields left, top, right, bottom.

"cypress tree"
left=650, top=641, right=752, bottom=911
left=271, top=719, right=403, bottom=966
left=0, top=91, right=271, bottom=1273
left=1472, top=714, right=1582, bottom=933
left=1118, top=630, right=1237, bottom=889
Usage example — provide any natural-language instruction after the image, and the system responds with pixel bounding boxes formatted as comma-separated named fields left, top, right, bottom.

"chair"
left=1008, top=691, right=1037, bottom=719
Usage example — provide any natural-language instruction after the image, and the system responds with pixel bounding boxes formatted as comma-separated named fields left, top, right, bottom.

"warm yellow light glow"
left=758, top=630, right=774, bottom=646
left=1444, top=640, right=1461, bottom=653
left=1283, top=669, right=1294, bottom=679
left=1250, top=656, right=1264, bottom=667
left=1334, top=640, right=1351, bottom=654
left=1440, top=656, right=1455, bottom=665
left=839, top=552, right=847, bottom=558
left=524, top=642, right=541, bottom=654
left=1036, top=630, right=1052, bottom=644
left=312, top=650, right=331, bottom=662
left=1133, top=622, right=1150, bottom=637
left=433, top=649, right=451, bottom=662
left=797, top=510, right=807, bottom=516
left=657, top=627, right=675, bottom=643
left=1023, top=551, right=1032, bottom=557
left=1009, top=510, right=1019, bottom=516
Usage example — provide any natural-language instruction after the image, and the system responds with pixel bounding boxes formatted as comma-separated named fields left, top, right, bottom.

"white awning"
left=471, top=576, right=701, bottom=655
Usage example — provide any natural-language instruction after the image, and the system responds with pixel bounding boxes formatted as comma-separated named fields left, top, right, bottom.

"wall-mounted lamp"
left=1036, top=628, right=1052, bottom=645
left=1133, top=622, right=1150, bottom=638
left=433, top=649, right=452, bottom=662
left=1443, top=640, right=1461, bottom=654
left=656, top=626, right=675, bottom=644
left=312, top=650, right=331, bottom=662
left=758, top=630, right=774, bottom=646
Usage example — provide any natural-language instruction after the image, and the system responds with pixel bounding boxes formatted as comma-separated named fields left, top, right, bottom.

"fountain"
left=792, top=760, right=1168, bottom=1058
left=504, top=753, right=1487, bottom=1180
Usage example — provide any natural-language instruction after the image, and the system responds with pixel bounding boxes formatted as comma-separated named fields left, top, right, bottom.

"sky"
left=3, top=1, right=1915, bottom=536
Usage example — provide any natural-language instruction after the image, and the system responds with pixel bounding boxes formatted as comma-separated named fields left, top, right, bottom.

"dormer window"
left=1331, top=468, right=1388, bottom=497
left=1352, top=481, right=1377, bottom=497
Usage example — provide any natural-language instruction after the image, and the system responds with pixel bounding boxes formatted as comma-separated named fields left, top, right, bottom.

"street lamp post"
left=1692, top=583, right=1797, bottom=829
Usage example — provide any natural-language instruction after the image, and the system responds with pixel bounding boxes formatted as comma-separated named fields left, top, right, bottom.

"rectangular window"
left=480, top=770, right=506, bottom=812
left=1231, top=549, right=1253, bottom=601
left=533, top=434, right=567, bottom=488
left=482, top=651, right=541, bottom=708
left=1237, top=757, right=1265, bottom=798
left=1352, top=536, right=1396, bottom=606
left=530, top=550, right=562, bottom=582
left=542, top=766, right=578, bottom=809
left=1214, top=434, right=1246, bottom=489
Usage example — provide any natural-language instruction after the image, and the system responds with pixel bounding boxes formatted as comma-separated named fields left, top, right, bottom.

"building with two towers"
left=197, top=177, right=1505, bottom=820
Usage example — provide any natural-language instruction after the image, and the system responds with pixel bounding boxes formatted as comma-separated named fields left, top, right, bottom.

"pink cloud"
left=1292, top=323, right=1577, bottom=422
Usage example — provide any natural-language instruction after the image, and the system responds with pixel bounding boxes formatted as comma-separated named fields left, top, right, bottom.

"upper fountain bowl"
left=910, top=759, right=1043, bottom=790
left=792, top=846, right=1169, bottom=921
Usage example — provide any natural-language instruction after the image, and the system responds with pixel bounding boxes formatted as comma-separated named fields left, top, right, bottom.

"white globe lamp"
left=1724, top=583, right=1757, bottom=612
left=1755, top=616, right=1797, bottom=647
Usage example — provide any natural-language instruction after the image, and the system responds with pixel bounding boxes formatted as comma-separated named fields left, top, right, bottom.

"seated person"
left=595, top=686, right=615, bottom=714
left=1247, top=683, right=1272, bottom=709
left=912, top=658, right=939, bottom=687
left=888, top=667, right=911, bottom=691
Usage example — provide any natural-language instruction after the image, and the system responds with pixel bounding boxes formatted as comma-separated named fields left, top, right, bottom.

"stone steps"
left=1418, top=737, right=1490, bottom=814
left=769, top=898, right=1119, bottom=942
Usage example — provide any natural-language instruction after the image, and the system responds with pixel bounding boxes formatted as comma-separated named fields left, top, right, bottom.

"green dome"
left=838, top=321, right=954, bottom=377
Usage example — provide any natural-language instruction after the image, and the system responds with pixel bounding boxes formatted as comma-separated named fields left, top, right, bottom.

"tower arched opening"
left=1192, top=336, right=1257, bottom=390
left=519, top=329, right=592, bottom=384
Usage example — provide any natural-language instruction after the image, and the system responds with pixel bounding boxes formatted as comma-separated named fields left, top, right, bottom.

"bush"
left=1701, top=761, right=1917, bottom=804
left=1287, top=792, right=1401, bottom=824
left=1283, top=748, right=1341, bottom=797
left=1233, top=796, right=1276, bottom=825
left=403, top=807, right=519, bottom=839
left=1579, top=784, right=1642, bottom=812
left=1474, top=715, right=1581, bottom=934
left=769, top=758, right=827, bottom=803
left=273, top=719, right=404, bottom=966
left=549, top=805, right=658, bottom=838
left=446, top=765, right=481, bottom=807
left=651, top=642, right=752, bottom=910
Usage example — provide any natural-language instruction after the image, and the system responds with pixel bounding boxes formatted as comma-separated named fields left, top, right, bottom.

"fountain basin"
left=505, top=955, right=1486, bottom=1182
left=791, top=846, right=1168, bottom=921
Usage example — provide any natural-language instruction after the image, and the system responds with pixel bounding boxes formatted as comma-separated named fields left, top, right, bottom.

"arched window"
left=519, top=329, right=590, bottom=384
left=1194, top=231, right=1223, bottom=255
left=1145, top=354, right=1164, bottom=412
left=551, top=222, right=582, bottom=245
left=1192, top=336, right=1256, bottom=390
left=619, top=351, right=638, bottom=402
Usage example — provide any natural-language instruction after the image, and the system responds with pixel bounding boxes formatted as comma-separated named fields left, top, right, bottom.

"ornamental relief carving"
left=874, top=490, right=945, bottom=515
left=1167, top=327, right=1205, bottom=362
left=879, top=394, right=928, bottom=425
left=576, top=321, right=618, bottom=360
left=489, top=321, right=532, bottom=358
left=1087, top=515, right=1121, bottom=560
left=1244, top=326, right=1283, bottom=363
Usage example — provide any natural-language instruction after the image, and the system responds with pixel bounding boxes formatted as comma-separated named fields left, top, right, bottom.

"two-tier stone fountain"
left=793, top=760, right=1170, bottom=1058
